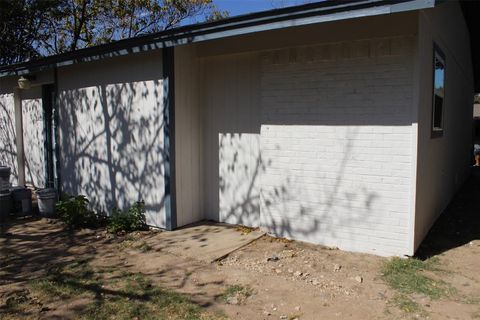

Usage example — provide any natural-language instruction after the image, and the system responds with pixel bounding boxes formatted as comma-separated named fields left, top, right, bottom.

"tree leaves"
left=0, top=0, right=229, bottom=65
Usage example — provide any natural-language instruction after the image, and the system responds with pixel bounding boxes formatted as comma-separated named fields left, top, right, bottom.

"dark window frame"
left=431, top=43, right=446, bottom=138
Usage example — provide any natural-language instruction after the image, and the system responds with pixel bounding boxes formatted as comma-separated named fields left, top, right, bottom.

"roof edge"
left=0, top=0, right=434, bottom=77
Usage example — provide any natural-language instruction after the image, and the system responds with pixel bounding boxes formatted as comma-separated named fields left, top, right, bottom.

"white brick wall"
left=259, top=37, right=414, bottom=256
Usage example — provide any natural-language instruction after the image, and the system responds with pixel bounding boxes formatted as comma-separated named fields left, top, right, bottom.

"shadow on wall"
left=59, top=79, right=166, bottom=227
left=0, top=94, right=18, bottom=183
left=21, top=91, right=45, bottom=188
left=206, top=41, right=415, bottom=254
left=218, top=128, right=382, bottom=246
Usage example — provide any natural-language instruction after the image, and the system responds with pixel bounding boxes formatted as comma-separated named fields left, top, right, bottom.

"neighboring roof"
left=0, top=0, right=434, bottom=77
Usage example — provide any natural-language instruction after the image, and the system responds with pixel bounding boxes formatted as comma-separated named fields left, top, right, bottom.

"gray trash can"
left=0, top=166, right=10, bottom=191
left=10, top=187, right=32, bottom=216
left=37, top=188, right=57, bottom=217
left=0, top=191, right=11, bottom=222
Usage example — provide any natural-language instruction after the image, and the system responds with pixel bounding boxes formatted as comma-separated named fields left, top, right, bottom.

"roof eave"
left=0, top=0, right=434, bottom=77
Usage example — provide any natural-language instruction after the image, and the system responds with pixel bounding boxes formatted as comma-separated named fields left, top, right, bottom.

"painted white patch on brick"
left=259, top=37, right=414, bottom=256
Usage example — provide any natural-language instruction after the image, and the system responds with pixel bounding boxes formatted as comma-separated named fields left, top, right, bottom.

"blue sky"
left=214, top=0, right=315, bottom=16
left=184, top=0, right=320, bottom=24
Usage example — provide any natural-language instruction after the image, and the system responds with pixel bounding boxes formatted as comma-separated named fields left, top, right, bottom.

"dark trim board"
left=53, top=67, right=62, bottom=193
left=163, top=46, right=177, bottom=231
left=41, top=84, right=55, bottom=188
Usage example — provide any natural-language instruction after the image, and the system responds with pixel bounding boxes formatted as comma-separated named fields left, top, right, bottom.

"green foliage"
left=0, top=0, right=57, bottom=65
left=56, top=194, right=103, bottom=228
left=382, top=257, right=454, bottom=299
left=1, top=0, right=229, bottom=66
left=108, top=201, right=147, bottom=234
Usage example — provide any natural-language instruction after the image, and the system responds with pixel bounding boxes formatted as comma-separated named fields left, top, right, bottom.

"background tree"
left=0, top=0, right=58, bottom=65
left=0, top=0, right=228, bottom=65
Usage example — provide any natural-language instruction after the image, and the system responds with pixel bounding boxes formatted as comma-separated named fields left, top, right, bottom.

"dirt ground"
left=1, top=173, right=480, bottom=320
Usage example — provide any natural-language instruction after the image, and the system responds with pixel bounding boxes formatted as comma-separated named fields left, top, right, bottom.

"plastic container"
left=10, top=187, right=32, bottom=216
left=37, top=188, right=57, bottom=217
left=0, top=166, right=10, bottom=192
left=0, top=191, right=11, bottom=222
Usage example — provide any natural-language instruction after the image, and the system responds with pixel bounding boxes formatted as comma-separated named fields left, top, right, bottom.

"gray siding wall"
left=0, top=77, right=17, bottom=185
left=175, top=44, right=204, bottom=227
left=413, top=2, right=474, bottom=251
left=57, top=51, right=166, bottom=228
left=21, top=86, right=45, bottom=188
left=201, top=53, right=262, bottom=227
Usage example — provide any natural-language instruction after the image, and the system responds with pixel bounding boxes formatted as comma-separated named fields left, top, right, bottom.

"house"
left=0, top=0, right=478, bottom=256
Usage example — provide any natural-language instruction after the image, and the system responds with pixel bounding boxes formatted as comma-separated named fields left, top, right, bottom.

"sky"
left=183, top=0, right=321, bottom=25
left=213, top=0, right=316, bottom=16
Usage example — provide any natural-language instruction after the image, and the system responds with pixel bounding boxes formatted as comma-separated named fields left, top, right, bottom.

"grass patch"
left=221, top=284, right=253, bottom=304
left=391, top=294, right=423, bottom=314
left=29, top=259, right=98, bottom=299
left=83, top=272, right=220, bottom=320
left=26, top=260, right=222, bottom=320
left=382, top=257, right=454, bottom=299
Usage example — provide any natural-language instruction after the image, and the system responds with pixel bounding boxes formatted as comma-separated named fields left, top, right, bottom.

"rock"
left=295, top=306, right=301, bottom=311
left=294, top=271, right=303, bottom=277
left=312, top=279, right=320, bottom=286
left=263, top=310, right=272, bottom=316
left=267, top=255, right=280, bottom=262
left=275, top=269, right=282, bottom=274
left=226, top=296, right=239, bottom=305
left=280, top=316, right=288, bottom=320
left=355, top=276, right=363, bottom=283
left=333, top=264, right=341, bottom=272
left=288, top=268, right=294, bottom=273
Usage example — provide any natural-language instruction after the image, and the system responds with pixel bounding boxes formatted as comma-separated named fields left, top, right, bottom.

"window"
left=432, top=44, right=445, bottom=137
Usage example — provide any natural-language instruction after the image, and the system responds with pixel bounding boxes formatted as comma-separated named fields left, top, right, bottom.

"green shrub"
left=108, top=201, right=147, bottom=234
left=56, top=194, right=101, bottom=228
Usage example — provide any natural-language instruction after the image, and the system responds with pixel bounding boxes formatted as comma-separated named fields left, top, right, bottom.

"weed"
left=221, top=284, right=253, bottom=303
left=235, top=226, right=254, bottom=235
left=382, top=257, right=454, bottom=299
left=108, top=201, right=147, bottom=234
left=56, top=194, right=105, bottom=228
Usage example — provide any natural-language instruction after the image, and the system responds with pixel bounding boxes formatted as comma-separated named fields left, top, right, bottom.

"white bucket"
left=37, top=188, right=57, bottom=217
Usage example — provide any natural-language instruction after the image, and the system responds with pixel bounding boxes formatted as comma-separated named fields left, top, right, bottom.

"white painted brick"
left=259, top=36, right=414, bottom=257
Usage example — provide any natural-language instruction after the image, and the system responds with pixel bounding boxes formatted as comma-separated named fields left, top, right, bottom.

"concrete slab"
left=150, top=222, right=265, bottom=263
